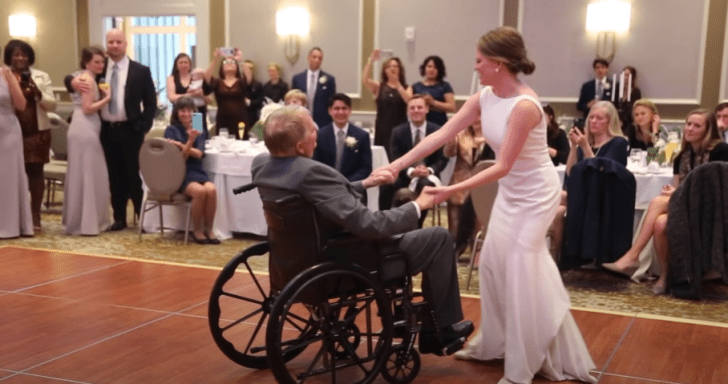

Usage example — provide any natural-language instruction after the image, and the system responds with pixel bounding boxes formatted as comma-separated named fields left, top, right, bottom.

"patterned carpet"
left=3, top=210, right=727, bottom=325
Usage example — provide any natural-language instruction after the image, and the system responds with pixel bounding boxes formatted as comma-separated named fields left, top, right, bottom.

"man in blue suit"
left=314, top=93, right=372, bottom=203
left=576, top=58, right=613, bottom=119
left=291, top=47, right=336, bottom=127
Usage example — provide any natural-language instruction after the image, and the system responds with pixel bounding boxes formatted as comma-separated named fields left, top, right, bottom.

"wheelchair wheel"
left=380, top=345, right=421, bottom=384
left=267, top=262, right=393, bottom=384
left=208, top=242, right=311, bottom=369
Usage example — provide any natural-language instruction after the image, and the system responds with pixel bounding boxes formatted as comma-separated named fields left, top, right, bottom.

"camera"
left=20, top=71, right=31, bottom=82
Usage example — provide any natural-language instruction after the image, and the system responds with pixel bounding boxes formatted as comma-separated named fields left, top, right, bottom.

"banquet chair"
left=138, top=138, right=192, bottom=245
left=43, top=113, right=69, bottom=210
left=465, top=160, right=498, bottom=289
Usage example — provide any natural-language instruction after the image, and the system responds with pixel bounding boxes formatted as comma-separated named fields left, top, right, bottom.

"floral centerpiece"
left=646, top=131, right=681, bottom=165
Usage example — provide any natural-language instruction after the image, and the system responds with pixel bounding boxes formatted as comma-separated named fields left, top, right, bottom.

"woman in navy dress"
left=164, top=96, right=219, bottom=244
left=412, top=55, right=456, bottom=126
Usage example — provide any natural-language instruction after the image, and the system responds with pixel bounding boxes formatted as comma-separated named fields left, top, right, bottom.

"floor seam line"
left=596, top=315, right=636, bottom=382
left=11, top=260, right=133, bottom=293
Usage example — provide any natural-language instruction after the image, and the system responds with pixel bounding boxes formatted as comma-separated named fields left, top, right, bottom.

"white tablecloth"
left=555, top=163, right=673, bottom=210
left=142, top=140, right=389, bottom=239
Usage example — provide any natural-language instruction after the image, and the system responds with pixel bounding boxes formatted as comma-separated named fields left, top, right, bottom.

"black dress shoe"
left=419, top=321, right=474, bottom=356
left=206, top=236, right=221, bottom=245
left=191, top=234, right=210, bottom=245
left=109, top=221, right=127, bottom=231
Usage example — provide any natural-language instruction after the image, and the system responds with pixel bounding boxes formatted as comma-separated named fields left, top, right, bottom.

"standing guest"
left=243, top=60, right=264, bottom=129
left=616, top=66, right=642, bottom=128
left=363, top=49, right=412, bottom=154
left=164, top=97, right=219, bottom=245
left=63, top=46, right=112, bottom=235
left=5, top=40, right=57, bottom=231
left=603, top=109, right=728, bottom=294
left=383, top=95, right=448, bottom=222
left=262, top=62, right=288, bottom=103
left=284, top=89, right=308, bottom=107
left=715, top=102, right=728, bottom=142
left=378, top=27, right=597, bottom=384
left=166, top=53, right=212, bottom=135
left=412, top=55, right=456, bottom=126
left=542, top=104, right=569, bottom=165
left=204, top=48, right=252, bottom=140
left=623, top=99, right=664, bottom=150
left=291, top=47, right=336, bottom=127
left=576, top=58, right=613, bottom=119
left=443, top=116, right=485, bottom=240
left=65, top=28, right=157, bottom=231
left=313, top=93, right=372, bottom=202
left=0, top=56, right=33, bottom=238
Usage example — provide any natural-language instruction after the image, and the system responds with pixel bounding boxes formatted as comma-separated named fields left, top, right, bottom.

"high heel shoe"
left=601, top=262, right=639, bottom=278
left=191, top=234, right=210, bottom=244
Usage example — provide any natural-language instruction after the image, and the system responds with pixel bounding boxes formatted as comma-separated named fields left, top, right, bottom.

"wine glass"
left=218, top=128, right=229, bottom=140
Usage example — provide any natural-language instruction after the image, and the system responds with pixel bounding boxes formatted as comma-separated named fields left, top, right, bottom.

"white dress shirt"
left=102, top=56, right=129, bottom=122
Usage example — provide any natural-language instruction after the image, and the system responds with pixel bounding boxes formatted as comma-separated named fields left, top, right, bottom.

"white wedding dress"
left=461, top=87, right=596, bottom=384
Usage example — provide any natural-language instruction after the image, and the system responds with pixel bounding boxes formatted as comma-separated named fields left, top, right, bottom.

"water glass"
left=629, top=149, right=642, bottom=166
left=219, top=128, right=229, bottom=139
left=249, top=132, right=259, bottom=145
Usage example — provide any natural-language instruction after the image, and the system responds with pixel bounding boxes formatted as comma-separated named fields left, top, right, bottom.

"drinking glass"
left=630, top=149, right=642, bottom=166
left=219, top=128, right=229, bottom=139
left=249, top=132, right=259, bottom=145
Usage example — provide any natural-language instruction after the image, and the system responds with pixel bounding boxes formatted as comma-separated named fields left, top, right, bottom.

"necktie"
left=335, top=129, right=346, bottom=171
left=109, top=63, right=119, bottom=114
left=307, top=72, right=316, bottom=113
left=413, top=129, right=424, bottom=166
left=595, top=80, right=603, bottom=100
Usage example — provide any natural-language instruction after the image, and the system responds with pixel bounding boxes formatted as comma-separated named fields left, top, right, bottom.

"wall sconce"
left=9, top=14, right=37, bottom=39
left=276, top=7, right=310, bottom=65
left=586, top=0, right=631, bottom=62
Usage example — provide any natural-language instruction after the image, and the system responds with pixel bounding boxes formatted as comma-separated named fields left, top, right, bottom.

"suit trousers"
left=100, top=121, right=145, bottom=223
left=381, top=226, right=463, bottom=328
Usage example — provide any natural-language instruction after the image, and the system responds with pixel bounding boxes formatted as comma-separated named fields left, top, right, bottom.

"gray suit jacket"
left=251, top=154, right=418, bottom=240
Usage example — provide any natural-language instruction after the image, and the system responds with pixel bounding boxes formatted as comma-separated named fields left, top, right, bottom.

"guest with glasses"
left=204, top=48, right=251, bottom=140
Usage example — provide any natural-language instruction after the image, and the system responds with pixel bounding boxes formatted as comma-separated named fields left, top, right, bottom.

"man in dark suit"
left=65, top=28, right=157, bottom=230
left=251, top=105, right=473, bottom=355
left=380, top=95, right=448, bottom=222
left=291, top=47, right=336, bottom=127
left=576, top=58, right=613, bottom=118
left=313, top=93, right=372, bottom=202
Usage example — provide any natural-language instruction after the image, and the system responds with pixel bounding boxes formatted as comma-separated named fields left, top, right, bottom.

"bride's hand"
left=422, top=185, right=453, bottom=205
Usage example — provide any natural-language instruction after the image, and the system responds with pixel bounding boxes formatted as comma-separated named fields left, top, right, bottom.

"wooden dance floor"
left=1, top=246, right=726, bottom=384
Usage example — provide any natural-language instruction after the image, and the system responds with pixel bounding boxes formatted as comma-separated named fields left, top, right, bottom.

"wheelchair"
left=208, top=183, right=461, bottom=384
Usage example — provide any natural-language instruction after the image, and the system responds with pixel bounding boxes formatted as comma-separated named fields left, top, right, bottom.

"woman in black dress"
left=204, top=48, right=251, bottom=139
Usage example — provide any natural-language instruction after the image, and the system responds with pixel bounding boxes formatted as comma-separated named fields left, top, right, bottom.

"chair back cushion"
left=139, top=138, right=186, bottom=196
left=48, top=113, right=69, bottom=160
left=470, top=160, right=498, bottom=232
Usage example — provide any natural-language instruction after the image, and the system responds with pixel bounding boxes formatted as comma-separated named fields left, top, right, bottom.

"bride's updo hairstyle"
left=478, top=27, right=536, bottom=75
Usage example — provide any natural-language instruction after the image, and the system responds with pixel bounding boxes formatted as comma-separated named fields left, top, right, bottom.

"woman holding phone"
left=164, top=96, right=219, bottom=244
left=63, top=46, right=112, bottom=235
left=204, top=47, right=251, bottom=140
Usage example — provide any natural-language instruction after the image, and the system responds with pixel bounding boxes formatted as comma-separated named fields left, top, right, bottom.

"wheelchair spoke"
left=220, top=290, right=263, bottom=305
left=244, top=261, right=268, bottom=298
left=336, top=333, right=372, bottom=376
left=242, top=312, right=267, bottom=355
left=280, top=332, right=325, bottom=354
left=298, top=339, right=331, bottom=383
left=221, top=307, right=263, bottom=332
left=284, top=310, right=318, bottom=331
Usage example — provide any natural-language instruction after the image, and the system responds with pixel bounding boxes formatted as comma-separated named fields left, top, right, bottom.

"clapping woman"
left=164, top=97, right=219, bottom=245
left=62, top=46, right=112, bottom=235
left=0, top=51, right=33, bottom=238
left=363, top=49, right=412, bottom=154
left=412, top=55, right=456, bottom=126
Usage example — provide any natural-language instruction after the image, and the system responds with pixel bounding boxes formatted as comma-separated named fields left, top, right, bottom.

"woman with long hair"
left=167, top=53, right=212, bottom=135
left=542, top=103, right=569, bottom=165
left=362, top=49, right=412, bottom=154
left=623, top=99, right=664, bottom=150
left=603, top=109, right=728, bottom=294
left=204, top=48, right=252, bottom=139
left=379, top=27, right=596, bottom=383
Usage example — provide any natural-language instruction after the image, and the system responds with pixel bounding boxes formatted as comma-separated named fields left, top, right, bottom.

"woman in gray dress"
left=62, top=46, right=112, bottom=235
left=0, top=60, right=33, bottom=238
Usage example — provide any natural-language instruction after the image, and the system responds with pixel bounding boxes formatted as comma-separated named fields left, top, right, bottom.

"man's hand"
left=372, top=164, right=397, bottom=183
left=411, top=164, right=430, bottom=178
left=71, top=74, right=91, bottom=94
left=362, top=168, right=395, bottom=188
left=417, top=186, right=447, bottom=209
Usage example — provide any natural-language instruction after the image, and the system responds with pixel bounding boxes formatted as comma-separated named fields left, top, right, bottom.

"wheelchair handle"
left=233, top=183, right=256, bottom=195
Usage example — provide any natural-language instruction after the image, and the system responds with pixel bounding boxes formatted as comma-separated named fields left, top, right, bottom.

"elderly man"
left=291, top=47, right=336, bottom=127
left=251, top=105, right=473, bottom=355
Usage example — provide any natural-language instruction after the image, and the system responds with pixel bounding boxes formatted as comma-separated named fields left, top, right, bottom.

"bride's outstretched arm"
left=423, top=99, right=542, bottom=204
left=384, top=92, right=480, bottom=178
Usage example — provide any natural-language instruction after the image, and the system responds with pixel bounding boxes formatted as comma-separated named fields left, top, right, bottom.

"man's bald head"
left=106, top=28, right=127, bottom=61
left=264, top=106, right=315, bottom=157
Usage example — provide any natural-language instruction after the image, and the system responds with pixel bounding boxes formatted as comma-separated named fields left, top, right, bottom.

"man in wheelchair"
left=251, top=105, right=474, bottom=356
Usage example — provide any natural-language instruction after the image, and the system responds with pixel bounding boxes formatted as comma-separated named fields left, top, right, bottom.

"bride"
left=380, top=27, right=596, bottom=384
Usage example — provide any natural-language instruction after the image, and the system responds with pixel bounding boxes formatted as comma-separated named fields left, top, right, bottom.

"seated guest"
left=262, top=62, right=288, bottom=103
left=623, top=99, right=664, bottom=150
left=382, top=95, right=448, bottom=223
left=251, top=105, right=473, bottom=354
left=616, top=66, right=642, bottom=128
left=313, top=93, right=372, bottom=194
left=603, top=109, right=728, bottom=294
left=284, top=89, right=307, bottom=108
left=550, top=101, right=628, bottom=260
left=164, top=97, right=219, bottom=245
left=443, top=116, right=485, bottom=240
left=715, top=102, right=728, bottom=142
left=576, top=58, right=613, bottom=119
left=543, top=104, right=569, bottom=165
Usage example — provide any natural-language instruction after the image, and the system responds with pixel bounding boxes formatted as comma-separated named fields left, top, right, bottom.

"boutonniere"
left=604, top=82, right=611, bottom=90
left=345, top=136, right=358, bottom=148
left=319, top=75, right=327, bottom=84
